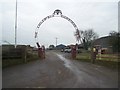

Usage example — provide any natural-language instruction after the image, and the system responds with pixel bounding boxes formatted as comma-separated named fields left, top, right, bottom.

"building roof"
left=56, top=44, right=66, bottom=48
left=93, top=36, right=114, bottom=48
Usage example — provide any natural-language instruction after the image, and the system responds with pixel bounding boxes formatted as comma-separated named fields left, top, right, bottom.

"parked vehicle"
left=64, top=48, right=71, bottom=53
left=61, top=49, right=64, bottom=52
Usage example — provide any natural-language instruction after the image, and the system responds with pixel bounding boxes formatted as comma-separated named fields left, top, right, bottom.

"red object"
left=71, top=46, right=76, bottom=59
left=38, top=48, right=42, bottom=58
left=36, top=43, right=45, bottom=59
left=38, top=47, right=45, bottom=59
left=42, top=45, right=45, bottom=59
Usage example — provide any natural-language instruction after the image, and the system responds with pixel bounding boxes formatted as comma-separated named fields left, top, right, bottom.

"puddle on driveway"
left=56, top=54, right=71, bottom=69
left=56, top=54, right=84, bottom=78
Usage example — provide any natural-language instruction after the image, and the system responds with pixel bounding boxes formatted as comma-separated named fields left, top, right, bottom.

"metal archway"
left=35, top=9, right=82, bottom=45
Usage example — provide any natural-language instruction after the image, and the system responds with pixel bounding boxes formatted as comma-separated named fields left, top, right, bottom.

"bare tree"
left=109, top=31, right=120, bottom=52
left=83, top=29, right=98, bottom=42
left=74, top=29, right=98, bottom=49
left=82, top=29, right=99, bottom=50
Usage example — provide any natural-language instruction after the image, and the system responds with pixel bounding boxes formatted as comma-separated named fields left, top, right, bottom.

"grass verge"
left=76, top=53, right=119, bottom=69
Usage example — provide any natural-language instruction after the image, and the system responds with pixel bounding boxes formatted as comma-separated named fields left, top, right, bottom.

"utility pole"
left=55, top=37, right=58, bottom=46
left=15, top=0, right=17, bottom=48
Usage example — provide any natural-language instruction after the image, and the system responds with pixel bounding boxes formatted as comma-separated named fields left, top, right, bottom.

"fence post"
left=24, top=47, right=27, bottom=63
left=91, top=47, right=97, bottom=64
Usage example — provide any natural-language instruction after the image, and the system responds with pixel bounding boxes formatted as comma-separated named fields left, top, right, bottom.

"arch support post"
left=36, top=42, right=45, bottom=59
left=71, top=45, right=77, bottom=59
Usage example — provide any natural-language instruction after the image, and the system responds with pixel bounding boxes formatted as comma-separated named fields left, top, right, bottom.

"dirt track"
left=2, top=50, right=118, bottom=88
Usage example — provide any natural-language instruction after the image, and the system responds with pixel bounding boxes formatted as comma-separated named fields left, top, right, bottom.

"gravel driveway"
left=2, top=50, right=118, bottom=88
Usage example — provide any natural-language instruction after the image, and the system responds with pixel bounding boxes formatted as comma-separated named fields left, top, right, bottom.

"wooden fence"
left=2, top=45, right=26, bottom=60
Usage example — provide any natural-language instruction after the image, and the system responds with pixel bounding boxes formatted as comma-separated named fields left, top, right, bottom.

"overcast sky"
left=1, top=0, right=119, bottom=47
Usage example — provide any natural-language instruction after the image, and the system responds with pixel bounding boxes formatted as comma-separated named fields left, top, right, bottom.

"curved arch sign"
left=35, top=9, right=81, bottom=45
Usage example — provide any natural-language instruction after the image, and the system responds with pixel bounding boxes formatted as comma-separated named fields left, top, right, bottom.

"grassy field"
left=76, top=52, right=119, bottom=69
